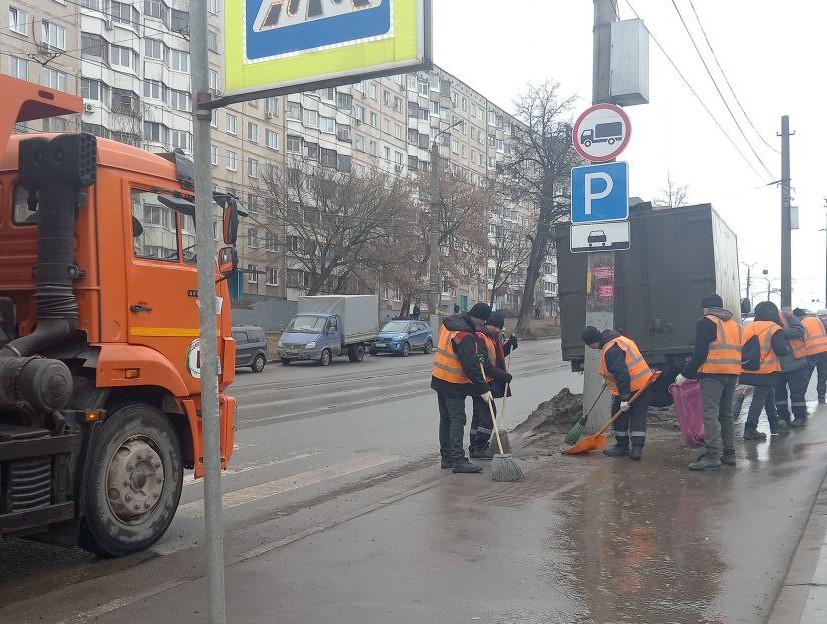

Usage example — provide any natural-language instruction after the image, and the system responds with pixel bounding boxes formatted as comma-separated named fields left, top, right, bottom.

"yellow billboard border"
left=224, top=0, right=428, bottom=100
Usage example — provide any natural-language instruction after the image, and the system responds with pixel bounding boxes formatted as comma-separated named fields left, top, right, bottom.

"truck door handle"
left=130, top=303, right=153, bottom=313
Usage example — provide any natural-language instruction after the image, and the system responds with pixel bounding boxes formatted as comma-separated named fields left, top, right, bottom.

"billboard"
left=222, top=0, right=431, bottom=103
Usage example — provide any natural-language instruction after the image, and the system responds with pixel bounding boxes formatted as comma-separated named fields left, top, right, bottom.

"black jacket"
left=430, top=313, right=489, bottom=398
left=600, top=330, right=633, bottom=401
left=479, top=326, right=512, bottom=398
left=682, top=308, right=735, bottom=379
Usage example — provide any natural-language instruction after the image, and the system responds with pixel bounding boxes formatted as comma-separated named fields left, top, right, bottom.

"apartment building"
left=1, top=0, right=557, bottom=315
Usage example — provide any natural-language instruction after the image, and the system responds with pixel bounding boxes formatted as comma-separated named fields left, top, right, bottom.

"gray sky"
left=433, top=0, right=826, bottom=309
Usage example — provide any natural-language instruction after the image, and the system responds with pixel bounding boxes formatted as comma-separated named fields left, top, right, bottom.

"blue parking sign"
left=570, top=162, right=629, bottom=224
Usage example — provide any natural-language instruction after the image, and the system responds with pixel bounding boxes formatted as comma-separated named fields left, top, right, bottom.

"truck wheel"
left=320, top=349, right=332, bottom=366
left=79, top=404, right=183, bottom=557
left=401, top=342, right=411, bottom=357
left=423, top=339, right=433, bottom=354
left=348, top=345, right=365, bottom=362
left=369, top=348, right=378, bottom=356
left=583, top=140, right=592, bottom=147
left=251, top=354, right=267, bottom=373
left=280, top=358, right=291, bottom=366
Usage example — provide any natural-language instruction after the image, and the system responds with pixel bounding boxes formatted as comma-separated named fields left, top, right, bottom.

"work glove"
left=502, top=372, right=513, bottom=385
left=674, top=374, right=687, bottom=387
left=506, top=335, right=519, bottom=351
left=480, top=391, right=494, bottom=404
left=619, top=401, right=631, bottom=412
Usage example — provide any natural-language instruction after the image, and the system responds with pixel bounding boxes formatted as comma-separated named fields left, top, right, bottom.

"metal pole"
left=583, top=0, right=618, bottom=433
left=190, top=1, right=225, bottom=621
left=745, top=264, right=751, bottom=301
left=429, top=140, right=441, bottom=332
left=824, top=199, right=826, bottom=306
left=780, top=115, right=792, bottom=309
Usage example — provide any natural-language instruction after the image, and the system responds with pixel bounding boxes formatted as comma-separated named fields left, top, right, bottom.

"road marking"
left=181, top=450, right=320, bottom=486
left=175, top=454, right=397, bottom=520
left=238, top=378, right=428, bottom=410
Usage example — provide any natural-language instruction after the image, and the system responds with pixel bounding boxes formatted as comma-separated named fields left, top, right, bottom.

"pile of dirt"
left=512, top=388, right=583, bottom=451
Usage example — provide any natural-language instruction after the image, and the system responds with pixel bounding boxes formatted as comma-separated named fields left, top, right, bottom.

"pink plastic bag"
left=669, top=380, right=705, bottom=448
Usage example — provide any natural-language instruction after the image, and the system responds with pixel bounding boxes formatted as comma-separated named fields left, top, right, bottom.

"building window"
left=81, top=79, right=110, bottom=102
left=111, top=45, right=137, bottom=70
left=369, top=112, right=378, bottom=128
left=208, top=30, right=219, bottom=52
left=287, top=135, right=301, bottom=153
left=226, top=113, right=237, bottom=135
left=287, top=269, right=305, bottom=288
left=143, top=121, right=167, bottom=143
left=394, top=151, right=404, bottom=165
left=353, top=104, right=365, bottom=123
left=171, top=8, right=188, bottom=32
left=42, top=21, right=66, bottom=50
left=42, top=68, right=67, bottom=92
left=143, top=80, right=166, bottom=102
left=304, top=109, right=318, bottom=128
left=320, top=148, right=337, bottom=168
left=319, top=87, right=335, bottom=101
left=144, top=38, right=166, bottom=61
left=170, top=90, right=190, bottom=112
left=210, top=110, right=218, bottom=128
left=418, top=81, right=428, bottom=97
left=266, top=129, right=279, bottom=150
left=112, top=1, right=140, bottom=27
left=407, top=75, right=417, bottom=90
left=247, top=158, right=258, bottom=178
left=207, top=0, right=217, bottom=14
left=305, top=143, right=319, bottom=161
left=9, top=56, right=28, bottom=80
left=266, top=267, right=278, bottom=286
left=394, top=123, right=403, bottom=140
left=355, top=135, right=365, bottom=152
left=394, top=288, right=401, bottom=302
left=9, top=7, right=28, bottom=35
left=336, top=91, right=352, bottom=110
left=210, top=145, right=218, bottom=166
left=266, top=97, right=279, bottom=115
left=248, top=228, right=259, bottom=248
left=367, top=82, right=377, bottom=99
left=170, top=49, right=190, bottom=73
left=265, top=232, right=277, bottom=252
left=430, top=101, right=440, bottom=115
left=383, top=286, right=389, bottom=300
left=247, top=122, right=259, bottom=142
left=171, top=130, right=191, bottom=151
left=247, top=265, right=258, bottom=284
left=226, top=151, right=237, bottom=171
left=336, top=124, right=351, bottom=142
left=287, top=101, right=302, bottom=120
left=451, top=139, right=459, bottom=154
left=383, top=146, right=391, bottom=162
left=82, top=33, right=108, bottom=63
left=369, top=140, right=378, bottom=156
left=320, top=116, right=335, bottom=134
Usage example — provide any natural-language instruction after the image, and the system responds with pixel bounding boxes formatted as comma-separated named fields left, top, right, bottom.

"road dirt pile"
left=513, top=388, right=583, bottom=450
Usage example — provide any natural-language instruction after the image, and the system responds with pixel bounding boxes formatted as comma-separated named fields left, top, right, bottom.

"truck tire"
left=251, top=354, right=267, bottom=373
left=347, top=344, right=365, bottom=362
left=320, top=349, right=332, bottom=366
left=79, top=404, right=183, bottom=557
left=400, top=342, right=411, bottom=357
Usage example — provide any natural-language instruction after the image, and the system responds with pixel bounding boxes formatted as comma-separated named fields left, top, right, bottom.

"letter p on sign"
left=584, top=172, right=613, bottom=215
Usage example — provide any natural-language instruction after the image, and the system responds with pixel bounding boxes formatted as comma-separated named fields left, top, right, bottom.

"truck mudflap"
left=0, top=427, right=79, bottom=536
left=183, top=394, right=236, bottom=478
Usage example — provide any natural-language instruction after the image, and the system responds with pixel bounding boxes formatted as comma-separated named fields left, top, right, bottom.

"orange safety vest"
left=741, top=320, right=781, bottom=374
left=802, top=316, right=827, bottom=356
left=431, top=326, right=472, bottom=384
left=477, top=332, right=498, bottom=382
left=781, top=315, right=807, bottom=360
left=598, top=335, right=654, bottom=396
left=699, top=315, right=743, bottom=375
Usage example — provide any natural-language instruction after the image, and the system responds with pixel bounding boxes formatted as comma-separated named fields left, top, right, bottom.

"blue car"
left=371, top=320, right=433, bottom=357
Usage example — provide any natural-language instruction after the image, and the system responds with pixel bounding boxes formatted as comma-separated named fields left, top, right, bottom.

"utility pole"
left=190, top=0, right=225, bottom=621
left=745, top=264, right=751, bottom=300
left=583, top=0, right=619, bottom=433
left=780, top=116, right=792, bottom=309
left=429, top=139, right=441, bottom=332
left=824, top=198, right=826, bottom=306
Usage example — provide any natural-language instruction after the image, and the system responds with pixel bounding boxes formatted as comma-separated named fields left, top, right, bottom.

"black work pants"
left=805, top=352, right=827, bottom=399
left=469, top=395, right=495, bottom=452
left=775, top=367, right=810, bottom=421
left=611, top=391, right=648, bottom=448
left=437, top=393, right=468, bottom=463
left=745, top=384, right=778, bottom=432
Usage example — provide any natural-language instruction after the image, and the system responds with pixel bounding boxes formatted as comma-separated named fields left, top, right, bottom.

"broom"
left=565, top=385, right=607, bottom=446
left=481, top=362, right=523, bottom=482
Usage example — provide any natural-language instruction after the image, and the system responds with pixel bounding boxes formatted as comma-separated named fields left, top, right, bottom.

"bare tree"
left=498, top=81, right=582, bottom=335
left=253, top=160, right=414, bottom=296
left=487, top=212, right=532, bottom=308
left=653, top=173, right=690, bottom=209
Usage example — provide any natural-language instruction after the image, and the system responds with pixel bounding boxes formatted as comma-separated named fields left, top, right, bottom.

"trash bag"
left=669, top=380, right=705, bottom=448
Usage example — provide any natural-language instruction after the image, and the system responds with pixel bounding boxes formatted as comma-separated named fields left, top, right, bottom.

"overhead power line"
left=686, top=0, right=780, bottom=154
left=669, top=0, right=775, bottom=180
left=621, top=0, right=769, bottom=184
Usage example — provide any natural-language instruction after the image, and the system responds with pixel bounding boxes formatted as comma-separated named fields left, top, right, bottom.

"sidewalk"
left=48, top=403, right=827, bottom=624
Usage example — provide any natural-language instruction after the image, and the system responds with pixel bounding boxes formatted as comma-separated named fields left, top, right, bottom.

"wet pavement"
left=15, top=401, right=824, bottom=624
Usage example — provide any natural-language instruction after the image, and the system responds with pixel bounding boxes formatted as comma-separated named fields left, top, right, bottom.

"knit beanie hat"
left=793, top=308, right=807, bottom=318
left=701, top=293, right=724, bottom=309
left=582, top=326, right=602, bottom=345
left=468, top=303, right=491, bottom=321
left=487, top=311, right=505, bottom=329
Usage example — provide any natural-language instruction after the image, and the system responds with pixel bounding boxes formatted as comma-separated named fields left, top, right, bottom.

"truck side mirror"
left=213, top=191, right=240, bottom=246
left=218, top=246, right=237, bottom=276
left=740, top=298, right=752, bottom=315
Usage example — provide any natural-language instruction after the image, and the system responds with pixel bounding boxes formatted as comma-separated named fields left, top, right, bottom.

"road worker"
left=794, top=308, right=827, bottom=405
left=582, top=326, right=655, bottom=461
left=774, top=310, right=808, bottom=428
left=739, top=301, right=793, bottom=439
left=675, top=293, right=742, bottom=470
left=469, top=311, right=513, bottom=458
left=430, top=303, right=493, bottom=473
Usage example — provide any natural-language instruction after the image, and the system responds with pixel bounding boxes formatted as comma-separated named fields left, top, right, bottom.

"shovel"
left=562, top=371, right=662, bottom=456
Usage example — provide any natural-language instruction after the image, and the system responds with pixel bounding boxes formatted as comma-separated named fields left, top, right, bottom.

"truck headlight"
left=306, top=341, right=316, bottom=349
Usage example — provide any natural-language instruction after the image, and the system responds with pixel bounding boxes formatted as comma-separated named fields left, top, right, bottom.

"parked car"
left=233, top=325, right=269, bottom=373
left=371, top=320, right=433, bottom=357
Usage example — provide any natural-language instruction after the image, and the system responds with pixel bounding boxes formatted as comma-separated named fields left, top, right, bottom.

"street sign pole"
left=583, top=0, right=619, bottom=435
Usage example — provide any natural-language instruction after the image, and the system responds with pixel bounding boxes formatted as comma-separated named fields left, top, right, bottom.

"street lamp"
left=741, top=261, right=757, bottom=300
left=428, top=119, right=464, bottom=329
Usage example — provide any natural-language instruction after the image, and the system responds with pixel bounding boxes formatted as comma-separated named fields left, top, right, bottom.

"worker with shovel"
left=431, top=303, right=494, bottom=474
left=582, top=326, right=655, bottom=461
left=469, top=311, right=514, bottom=459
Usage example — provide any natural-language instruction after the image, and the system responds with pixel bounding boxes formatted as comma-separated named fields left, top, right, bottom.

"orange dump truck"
left=0, top=76, right=237, bottom=556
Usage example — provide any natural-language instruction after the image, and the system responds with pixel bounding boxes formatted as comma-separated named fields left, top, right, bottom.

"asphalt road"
left=0, top=338, right=580, bottom=621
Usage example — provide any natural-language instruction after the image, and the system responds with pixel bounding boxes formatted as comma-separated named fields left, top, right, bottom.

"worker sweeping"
left=674, top=293, right=742, bottom=471
left=469, top=311, right=514, bottom=459
left=774, top=310, right=808, bottom=428
left=582, top=326, right=655, bottom=461
left=794, top=308, right=827, bottom=405
left=431, top=303, right=493, bottom=473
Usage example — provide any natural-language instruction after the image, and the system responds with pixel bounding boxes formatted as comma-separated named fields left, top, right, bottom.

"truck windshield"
left=381, top=321, right=410, bottom=333
left=286, top=315, right=327, bottom=333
